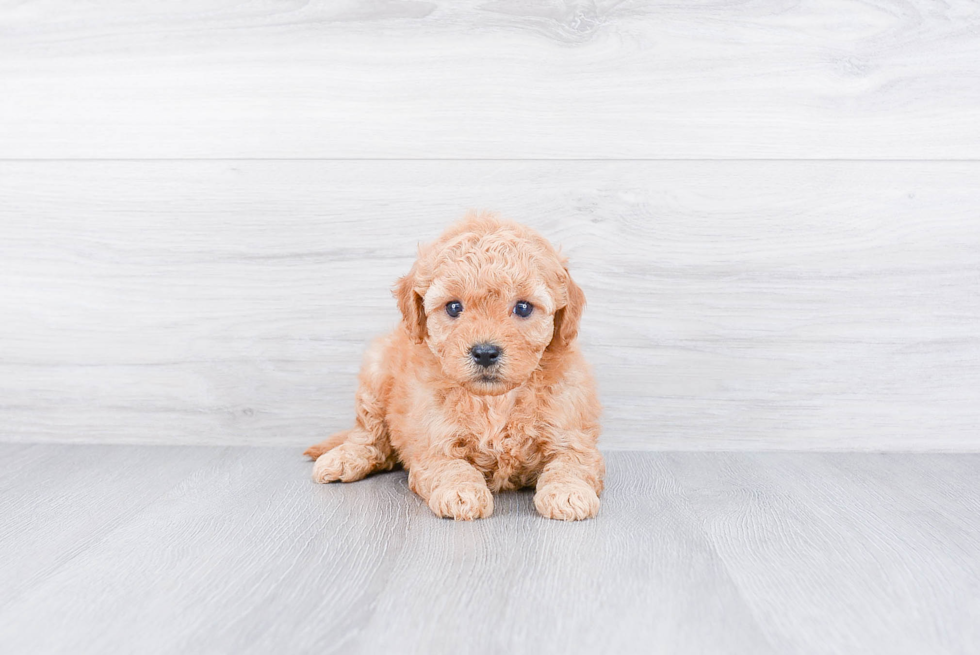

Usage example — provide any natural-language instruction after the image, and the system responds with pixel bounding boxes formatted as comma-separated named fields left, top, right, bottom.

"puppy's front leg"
left=534, top=446, right=605, bottom=521
left=408, top=457, right=493, bottom=521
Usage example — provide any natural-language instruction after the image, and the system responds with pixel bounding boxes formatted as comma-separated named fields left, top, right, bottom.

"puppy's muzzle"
left=470, top=343, right=502, bottom=368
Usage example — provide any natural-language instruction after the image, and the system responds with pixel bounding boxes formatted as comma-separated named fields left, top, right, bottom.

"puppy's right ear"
left=394, top=263, right=427, bottom=344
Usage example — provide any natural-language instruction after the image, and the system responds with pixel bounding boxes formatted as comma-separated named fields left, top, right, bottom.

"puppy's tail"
left=303, top=432, right=349, bottom=460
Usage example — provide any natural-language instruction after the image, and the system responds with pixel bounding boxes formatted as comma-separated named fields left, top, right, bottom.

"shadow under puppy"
left=305, top=213, right=604, bottom=520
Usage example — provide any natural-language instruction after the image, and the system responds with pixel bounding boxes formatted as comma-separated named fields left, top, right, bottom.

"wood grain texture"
left=2, top=160, right=978, bottom=450
left=1, top=0, right=979, bottom=159
left=0, top=444, right=228, bottom=606
left=0, top=445, right=977, bottom=655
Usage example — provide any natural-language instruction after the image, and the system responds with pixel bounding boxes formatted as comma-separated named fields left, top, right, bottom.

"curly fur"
left=305, top=213, right=604, bottom=521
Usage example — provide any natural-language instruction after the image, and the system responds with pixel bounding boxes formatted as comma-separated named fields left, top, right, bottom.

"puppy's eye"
left=513, top=301, right=533, bottom=318
left=445, top=301, right=463, bottom=318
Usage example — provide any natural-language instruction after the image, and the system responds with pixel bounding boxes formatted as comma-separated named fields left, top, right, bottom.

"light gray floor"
left=1, top=445, right=977, bottom=654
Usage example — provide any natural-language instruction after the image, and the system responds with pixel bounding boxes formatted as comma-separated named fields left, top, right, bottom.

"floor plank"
left=2, top=161, right=978, bottom=450
left=0, top=445, right=229, bottom=609
left=0, top=445, right=977, bottom=654
left=1, top=0, right=978, bottom=158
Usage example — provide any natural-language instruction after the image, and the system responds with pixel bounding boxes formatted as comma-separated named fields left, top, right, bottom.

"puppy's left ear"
left=394, top=262, right=427, bottom=344
left=549, top=268, right=586, bottom=351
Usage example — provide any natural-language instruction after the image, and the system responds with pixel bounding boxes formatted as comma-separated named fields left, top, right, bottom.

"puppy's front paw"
left=428, top=482, right=494, bottom=520
left=534, top=480, right=600, bottom=521
left=312, top=445, right=376, bottom=484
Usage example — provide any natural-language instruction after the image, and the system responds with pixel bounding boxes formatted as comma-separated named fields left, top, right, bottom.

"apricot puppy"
left=305, top=213, right=604, bottom=521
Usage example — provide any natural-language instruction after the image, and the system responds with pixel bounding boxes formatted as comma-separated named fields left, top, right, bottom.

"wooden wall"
left=2, top=1, right=978, bottom=449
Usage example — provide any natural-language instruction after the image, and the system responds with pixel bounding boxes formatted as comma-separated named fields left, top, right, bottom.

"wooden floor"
left=1, top=444, right=977, bottom=655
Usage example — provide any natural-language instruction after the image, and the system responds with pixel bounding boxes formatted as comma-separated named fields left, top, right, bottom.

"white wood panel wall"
left=2, top=0, right=979, bottom=159
left=2, top=162, right=978, bottom=449
left=1, top=1, right=978, bottom=449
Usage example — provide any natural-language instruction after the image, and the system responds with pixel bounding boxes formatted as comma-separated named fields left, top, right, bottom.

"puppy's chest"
left=450, top=391, right=546, bottom=490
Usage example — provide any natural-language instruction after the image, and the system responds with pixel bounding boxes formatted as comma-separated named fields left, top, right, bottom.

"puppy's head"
left=394, top=213, right=585, bottom=396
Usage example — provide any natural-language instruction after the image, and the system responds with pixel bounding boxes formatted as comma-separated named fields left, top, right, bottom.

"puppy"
left=304, top=213, right=604, bottom=521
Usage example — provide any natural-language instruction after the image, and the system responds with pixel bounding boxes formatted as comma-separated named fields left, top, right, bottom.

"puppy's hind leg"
left=303, top=432, right=348, bottom=460
left=310, top=428, right=394, bottom=483
left=309, top=419, right=395, bottom=484
left=307, top=363, right=396, bottom=484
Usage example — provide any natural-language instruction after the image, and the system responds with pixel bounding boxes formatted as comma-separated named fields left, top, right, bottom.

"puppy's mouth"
left=465, top=370, right=514, bottom=395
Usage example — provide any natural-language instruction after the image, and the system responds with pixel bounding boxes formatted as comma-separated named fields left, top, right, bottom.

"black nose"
left=470, top=343, right=502, bottom=368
